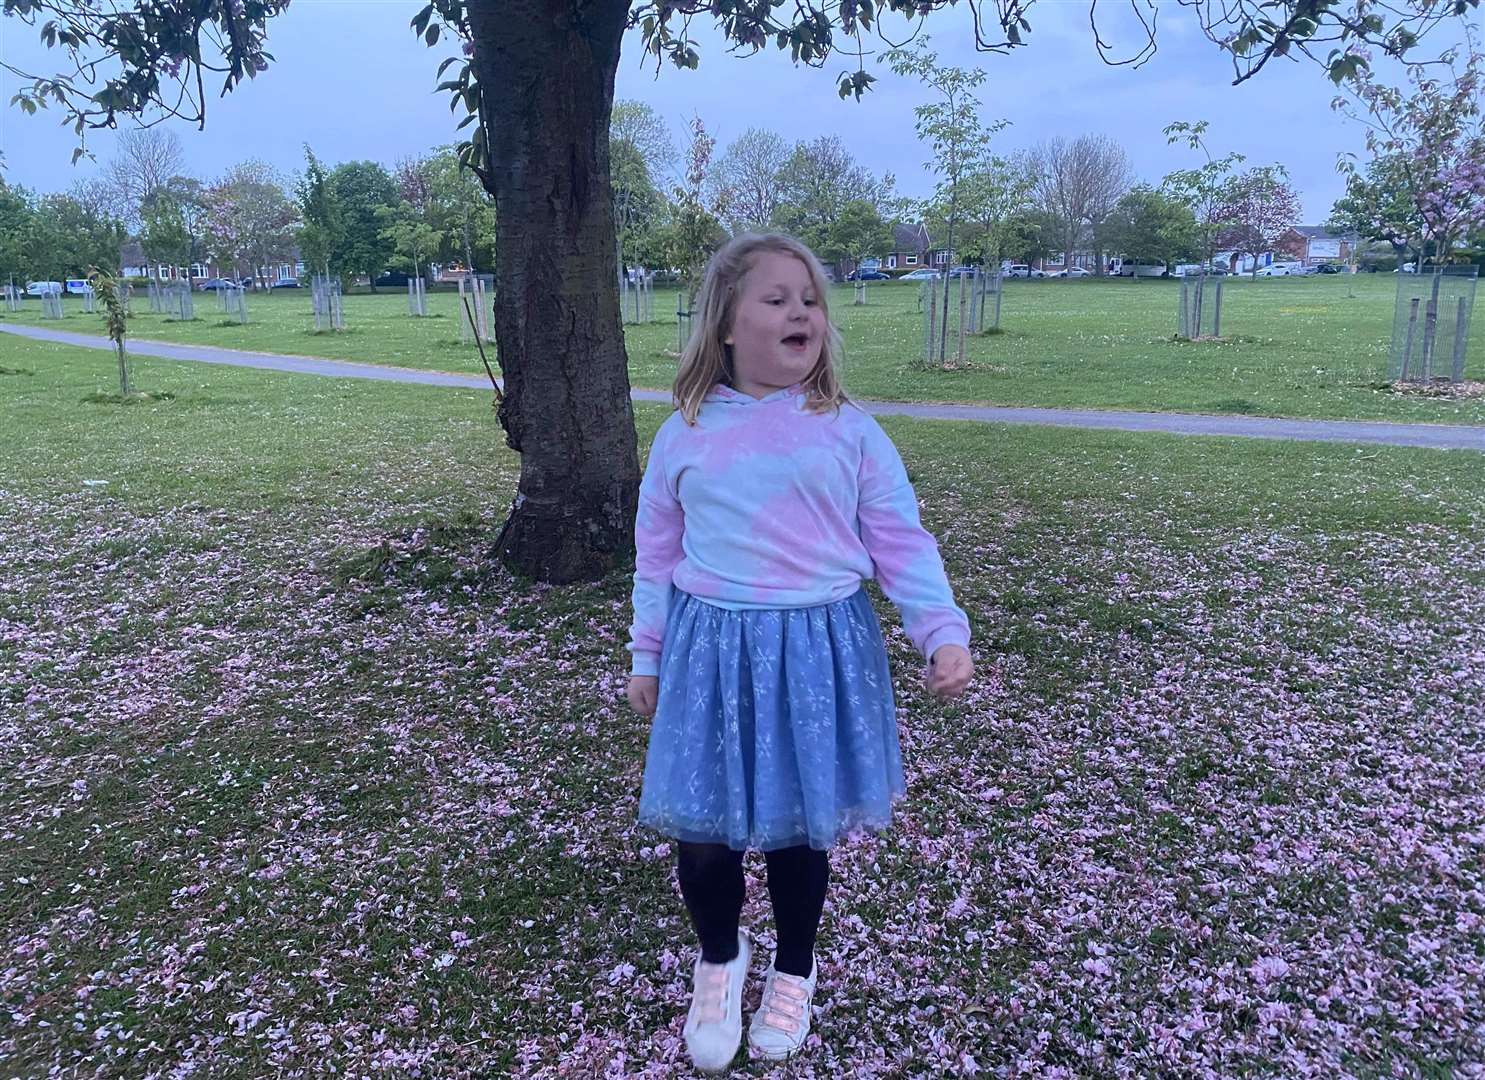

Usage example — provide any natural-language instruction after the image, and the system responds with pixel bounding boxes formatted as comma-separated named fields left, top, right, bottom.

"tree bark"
left=467, top=0, right=639, bottom=584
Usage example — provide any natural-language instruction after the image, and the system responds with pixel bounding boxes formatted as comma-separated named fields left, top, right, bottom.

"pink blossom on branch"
left=1333, top=38, right=1485, bottom=260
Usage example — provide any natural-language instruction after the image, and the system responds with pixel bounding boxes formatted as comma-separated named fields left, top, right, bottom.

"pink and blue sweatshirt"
left=626, top=382, right=971, bottom=676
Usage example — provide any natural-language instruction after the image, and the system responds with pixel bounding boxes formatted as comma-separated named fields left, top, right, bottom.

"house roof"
left=892, top=222, right=930, bottom=251
left=1289, top=225, right=1358, bottom=241
left=117, top=242, right=305, bottom=267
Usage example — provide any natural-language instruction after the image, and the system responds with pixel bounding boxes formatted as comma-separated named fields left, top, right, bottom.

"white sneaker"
left=747, top=956, right=817, bottom=1061
left=682, top=930, right=750, bottom=1073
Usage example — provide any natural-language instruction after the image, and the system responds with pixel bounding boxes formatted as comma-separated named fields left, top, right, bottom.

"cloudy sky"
left=0, top=0, right=1461, bottom=221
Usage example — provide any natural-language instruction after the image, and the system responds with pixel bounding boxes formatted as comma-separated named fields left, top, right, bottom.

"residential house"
left=119, top=240, right=213, bottom=282
left=119, top=241, right=305, bottom=285
left=874, top=223, right=955, bottom=273
left=1276, top=226, right=1358, bottom=267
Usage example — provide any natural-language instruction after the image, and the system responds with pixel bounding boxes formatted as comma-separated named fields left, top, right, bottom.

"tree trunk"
left=467, top=0, right=638, bottom=584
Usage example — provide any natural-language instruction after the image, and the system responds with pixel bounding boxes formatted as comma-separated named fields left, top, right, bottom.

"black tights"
left=675, top=841, right=829, bottom=978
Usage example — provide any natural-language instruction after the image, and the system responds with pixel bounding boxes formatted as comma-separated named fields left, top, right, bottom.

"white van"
left=26, top=281, right=63, bottom=297
left=1111, top=259, right=1168, bottom=278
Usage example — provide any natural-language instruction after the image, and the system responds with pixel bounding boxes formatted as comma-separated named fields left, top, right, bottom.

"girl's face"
left=723, top=252, right=826, bottom=399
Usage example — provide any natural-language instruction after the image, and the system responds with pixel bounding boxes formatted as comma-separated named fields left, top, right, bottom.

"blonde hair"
left=672, top=232, right=848, bottom=424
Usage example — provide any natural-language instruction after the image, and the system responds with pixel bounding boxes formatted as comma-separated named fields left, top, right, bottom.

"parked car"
left=1004, top=264, right=1046, bottom=279
left=1316, top=263, right=1344, bottom=274
left=271, top=279, right=302, bottom=289
left=374, top=271, right=412, bottom=287
left=196, top=277, right=235, bottom=291
left=1255, top=263, right=1302, bottom=277
left=64, top=278, right=93, bottom=294
left=1050, top=266, right=1092, bottom=278
left=899, top=268, right=941, bottom=280
left=25, top=281, right=62, bottom=297
left=845, top=269, right=890, bottom=281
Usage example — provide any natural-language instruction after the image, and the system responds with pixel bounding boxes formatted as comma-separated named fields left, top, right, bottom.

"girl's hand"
left=925, top=645, right=973, bottom=701
left=627, top=675, right=659, bottom=717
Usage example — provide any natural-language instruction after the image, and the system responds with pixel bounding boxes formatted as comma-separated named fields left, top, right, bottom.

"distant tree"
left=610, top=100, right=675, bottom=272
left=821, top=199, right=894, bottom=274
left=1104, top=185, right=1201, bottom=267
left=328, top=161, right=398, bottom=288
left=105, top=128, right=184, bottom=227
left=710, top=127, right=790, bottom=235
left=1029, top=133, right=1131, bottom=274
left=377, top=201, right=442, bottom=279
left=381, top=157, right=442, bottom=278
left=205, top=161, right=298, bottom=284
left=610, top=140, right=667, bottom=274
left=157, top=176, right=212, bottom=272
left=610, top=100, right=676, bottom=186
left=0, top=180, right=33, bottom=284
left=1161, top=120, right=1247, bottom=264
left=954, top=155, right=1035, bottom=268
left=423, top=146, right=497, bottom=273
left=296, top=146, right=343, bottom=279
left=772, top=135, right=892, bottom=272
left=67, top=177, right=116, bottom=220
left=139, top=192, right=191, bottom=278
left=1214, top=166, right=1302, bottom=276
left=1006, top=208, right=1060, bottom=268
left=34, top=193, right=125, bottom=279
left=1327, top=153, right=1419, bottom=262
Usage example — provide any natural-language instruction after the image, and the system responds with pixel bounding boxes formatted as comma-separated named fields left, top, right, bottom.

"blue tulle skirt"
left=637, top=587, right=903, bottom=852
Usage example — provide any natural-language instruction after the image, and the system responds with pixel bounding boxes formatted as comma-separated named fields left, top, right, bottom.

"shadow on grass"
left=81, top=390, right=177, bottom=405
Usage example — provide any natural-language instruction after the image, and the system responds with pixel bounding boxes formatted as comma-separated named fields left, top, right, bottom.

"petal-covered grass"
left=2, top=336, right=1483, bottom=1078
left=4, top=274, right=1483, bottom=424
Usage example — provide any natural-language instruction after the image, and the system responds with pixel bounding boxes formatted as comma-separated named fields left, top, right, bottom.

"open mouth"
left=781, top=333, right=810, bottom=349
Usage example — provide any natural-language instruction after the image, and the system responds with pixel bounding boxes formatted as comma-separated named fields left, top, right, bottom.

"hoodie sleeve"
left=626, top=420, right=685, bottom=677
left=855, top=415, right=971, bottom=660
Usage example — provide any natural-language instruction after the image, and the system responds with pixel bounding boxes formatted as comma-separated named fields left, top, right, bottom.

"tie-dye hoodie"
left=626, top=382, right=971, bottom=677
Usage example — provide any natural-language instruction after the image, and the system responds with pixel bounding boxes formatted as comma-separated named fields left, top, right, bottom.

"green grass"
left=5, top=274, right=1483, bottom=424
left=3, top=335, right=1483, bottom=1076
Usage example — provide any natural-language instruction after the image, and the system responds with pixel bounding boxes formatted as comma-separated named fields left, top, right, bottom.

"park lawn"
left=3, top=336, right=1484, bottom=1077
left=5, top=274, right=1484, bottom=425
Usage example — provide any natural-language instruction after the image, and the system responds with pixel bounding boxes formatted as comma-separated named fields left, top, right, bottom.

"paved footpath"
left=5, top=322, right=1482, bottom=452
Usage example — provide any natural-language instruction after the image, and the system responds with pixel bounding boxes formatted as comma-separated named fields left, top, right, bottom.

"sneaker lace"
left=693, top=963, right=730, bottom=1024
left=758, top=972, right=809, bottom=1032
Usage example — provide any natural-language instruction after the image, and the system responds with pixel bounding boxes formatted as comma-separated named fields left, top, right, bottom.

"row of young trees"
left=0, top=179, right=124, bottom=285
left=1, top=126, right=501, bottom=289
left=610, top=101, right=902, bottom=294
left=611, top=37, right=1308, bottom=286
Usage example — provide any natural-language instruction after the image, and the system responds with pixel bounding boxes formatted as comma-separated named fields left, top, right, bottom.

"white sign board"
left=1309, top=238, right=1341, bottom=258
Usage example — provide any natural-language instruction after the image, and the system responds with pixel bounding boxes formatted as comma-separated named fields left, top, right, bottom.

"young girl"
left=624, top=233, right=973, bottom=1073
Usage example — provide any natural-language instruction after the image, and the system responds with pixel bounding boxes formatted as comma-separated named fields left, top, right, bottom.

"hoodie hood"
left=703, top=381, right=805, bottom=406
